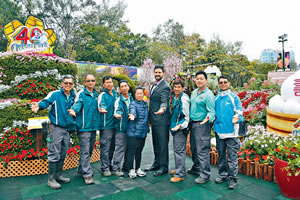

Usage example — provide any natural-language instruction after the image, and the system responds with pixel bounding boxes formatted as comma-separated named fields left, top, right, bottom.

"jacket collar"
left=84, top=87, right=97, bottom=96
left=60, top=87, right=75, bottom=97
left=219, top=89, right=231, bottom=96
left=120, top=93, right=133, bottom=102
left=103, top=88, right=116, bottom=96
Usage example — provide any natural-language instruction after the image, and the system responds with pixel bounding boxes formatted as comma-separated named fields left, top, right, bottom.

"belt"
left=191, top=120, right=203, bottom=123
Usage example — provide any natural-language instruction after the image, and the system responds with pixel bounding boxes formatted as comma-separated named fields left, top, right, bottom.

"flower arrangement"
left=272, top=137, right=300, bottom=176
left=239, top=126, right=279, bottom=164
left=237, top=91, right=269, bottom=125
left=239, top=126, right=300, bottom=176
left=16, top=78, right=59, bottom=99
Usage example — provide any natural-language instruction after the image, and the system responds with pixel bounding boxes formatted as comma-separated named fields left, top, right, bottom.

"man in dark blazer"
left=146, top=65, right=171, bottom=176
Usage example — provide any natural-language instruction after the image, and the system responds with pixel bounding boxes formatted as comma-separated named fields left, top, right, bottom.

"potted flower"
left=272, top=136, right=300, bottom=199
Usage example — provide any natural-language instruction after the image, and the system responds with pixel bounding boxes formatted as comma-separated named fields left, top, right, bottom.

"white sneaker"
left=128, top=169, right=137, bottom=179
left=136, top=168, right=146, bottom=177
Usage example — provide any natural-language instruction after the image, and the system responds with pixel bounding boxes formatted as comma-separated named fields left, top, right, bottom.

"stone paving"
left=0, top=133, right=291, bottom=200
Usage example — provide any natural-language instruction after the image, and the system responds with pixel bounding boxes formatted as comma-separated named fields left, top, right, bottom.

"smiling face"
left=154, top=68, right=164, bottom=82
left=62, top=78, right=74, bottom=94
left=218, top=78, right=230, bottom=91
left=174, top=83, right=184, bottom=97
left=84, top=75, right=96, bottom=90
left=195, top=74, right=207, bottom=90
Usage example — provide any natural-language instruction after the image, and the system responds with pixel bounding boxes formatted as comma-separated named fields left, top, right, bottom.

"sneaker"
left=194, top=176, right=210, bottom=184
left=228, top=179, right=237, bottom=190
left=102, top=170, right=112, bottom=177
left=84, top=176, right=94, bottom=185
left=215, top=177, right=228, bottom=184
left=112, top=170, right=124, bottom=177
left=136, top=168, right=146, bottom=177
left=170, top=176, right=184, bottom=183
left=128, top=169, right=137, bottom=179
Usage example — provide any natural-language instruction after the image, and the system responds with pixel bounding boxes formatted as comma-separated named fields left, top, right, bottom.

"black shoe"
left=144, top=166, right=160, bottom=172
left=215, top=177, right=228, bottom=184
left=228, top=179, right=237, bottom=190
left=194, top=176, right=210, bottom=184
left=187, top=168, right=200, bottom=175
left=153, top=169, right=168, bottom=176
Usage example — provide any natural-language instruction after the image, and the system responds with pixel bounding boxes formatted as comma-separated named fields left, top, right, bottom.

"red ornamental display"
left=275, top=158, right=300, bottom=199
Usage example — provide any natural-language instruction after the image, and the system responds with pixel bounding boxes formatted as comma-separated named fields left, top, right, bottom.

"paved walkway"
left=0, top=133, right=290, bottom=200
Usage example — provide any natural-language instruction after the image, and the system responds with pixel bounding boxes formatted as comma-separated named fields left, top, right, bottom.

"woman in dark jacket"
left=126, top=87, right=149, bottom=178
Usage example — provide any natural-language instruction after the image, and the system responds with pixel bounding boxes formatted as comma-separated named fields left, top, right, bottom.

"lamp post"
left=278, top=34, right=288, bottom=71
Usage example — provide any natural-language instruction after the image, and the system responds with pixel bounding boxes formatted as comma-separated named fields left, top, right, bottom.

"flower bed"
left=0, top=149, right=100, bottom=178
left=186, top=126, right=299, bottom=183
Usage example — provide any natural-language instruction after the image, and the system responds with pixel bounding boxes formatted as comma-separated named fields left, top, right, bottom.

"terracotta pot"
left=275, top=158, right=300, bottom=199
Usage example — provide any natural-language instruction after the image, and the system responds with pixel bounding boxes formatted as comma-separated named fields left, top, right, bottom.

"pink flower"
left=250, top=78, right=256, bottom=83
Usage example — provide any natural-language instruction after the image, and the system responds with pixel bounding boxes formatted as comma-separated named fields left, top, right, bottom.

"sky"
left=118, top=0, right=300, bottom=63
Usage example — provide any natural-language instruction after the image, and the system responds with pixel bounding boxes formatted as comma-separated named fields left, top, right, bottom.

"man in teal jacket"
left=213, top=76, right=243, bottom=190
left=112, top=80, right=133, bottom=176
left=98, top=76, right=118, bottom=176
left=69, top=74, right=100, bottom=184
left=32, top=75, right=76, bottom=189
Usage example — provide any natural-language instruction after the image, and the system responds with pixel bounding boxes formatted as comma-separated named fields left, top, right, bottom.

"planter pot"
left=275, top=158, right=300, bottom=199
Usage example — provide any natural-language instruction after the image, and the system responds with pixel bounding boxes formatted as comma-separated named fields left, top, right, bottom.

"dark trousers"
left=126, top=136, right=145, bottom=170
left=190, top=122, right=211, bottom=179
left=78, top=131, right=96, bottom=178
left=47, top=124, right=70, bottom=162
left=100, top=128, right=116, bottom=171
left=151, top=125, right=169, bottom=171
left=216, top=134, right=240, bottom=180
left=173, top=129, right=187, bottom=178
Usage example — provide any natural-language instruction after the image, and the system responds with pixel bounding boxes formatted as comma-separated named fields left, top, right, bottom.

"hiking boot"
left=194, top=176, right=210, bottom=184
left=136, top=168, right=146, bottom=177
left=228, top=179, right=237, bottom=190
left=84, top=176, right=94, bottom=185
left=215, top=177, right=228, bottom=184
left=170, top=176, right=184, bottom=183
left=112, top=170, right=124, bottom=177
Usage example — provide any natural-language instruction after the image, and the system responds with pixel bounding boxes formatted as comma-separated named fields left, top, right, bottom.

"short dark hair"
left=173, top=79, right=185, bottom=87
left=218, top=76, right=229, bottom=82
left=62, top=74, right=74, bottom=82
left=134, top=86, right=144, bottom=95
left=119, top=80, right=129, bottom=87
left=154, top=65, right=165, bottom=72
left=195, top=71, right=207, bottom=80
left=102, top=76, right=112, bottom=84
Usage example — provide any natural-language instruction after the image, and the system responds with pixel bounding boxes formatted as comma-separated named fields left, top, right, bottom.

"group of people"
left=32, top=65, right=243, bottom=191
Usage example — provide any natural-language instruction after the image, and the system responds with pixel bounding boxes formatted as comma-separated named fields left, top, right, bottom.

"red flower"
left=39, top=152, right=44, bottom=157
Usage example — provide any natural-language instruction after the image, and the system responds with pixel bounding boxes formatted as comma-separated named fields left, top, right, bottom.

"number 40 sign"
left=4, top=15, right=56, bottom=54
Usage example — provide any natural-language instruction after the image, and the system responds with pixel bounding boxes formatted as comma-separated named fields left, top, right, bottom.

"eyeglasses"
left=219, top=81, right=228, bottom=84
left=63, top=82, right=74, bottom=85
left=85, top=80, right=96, bottom=82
